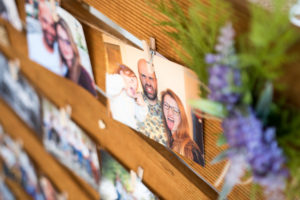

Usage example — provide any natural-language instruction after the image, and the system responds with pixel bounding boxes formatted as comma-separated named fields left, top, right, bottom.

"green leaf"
left=255, top=82, right=273, bottom=123
left=217, top=133, right=227, bottom=147
left=189, top=99, right=227, bottom=118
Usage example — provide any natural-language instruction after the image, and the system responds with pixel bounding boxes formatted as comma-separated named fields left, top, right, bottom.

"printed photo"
left=0, top=131, right=44, bottom=200
left=0, top=0, right=22, bottom=31
left=0, top=178, right=15, bottom=200
left=0, top=52, right=43, bottom=135
left=39, top=175, right=67, bottom=200
left=100, top=150, right=157, bottom=200
left=104, top=35, right=205, bottom=166
left=25, top=0, right=96, bottom=96
left=42, top=98, right=100, bottom=190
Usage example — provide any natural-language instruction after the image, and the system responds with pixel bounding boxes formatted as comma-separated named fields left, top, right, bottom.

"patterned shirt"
left=137, top=94, right=167, bottom=146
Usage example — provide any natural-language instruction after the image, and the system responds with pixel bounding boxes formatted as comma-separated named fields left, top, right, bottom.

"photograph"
left=103, top=34, right=205, bottom=166
left=42, top=98, right=101, bottom=191
left=0, top=23, right=10, bottom=47
left=39, top=175, right=67, bottom=200
left=0, top=0, right=22, bottom=31
left=25, top=0, right=96, bottom=96
left=0, top=52, right=43, bottom=136
left=100, top=150, right=157, bottom=200
left=0, top=130, right=44, bottom=200
left=0, top=178, right=15, bottom=200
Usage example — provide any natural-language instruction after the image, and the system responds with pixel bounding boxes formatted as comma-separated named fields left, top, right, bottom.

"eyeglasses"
left=163, top=102, right=180, bottom=115
left=58, top=37, right=71, bottom=46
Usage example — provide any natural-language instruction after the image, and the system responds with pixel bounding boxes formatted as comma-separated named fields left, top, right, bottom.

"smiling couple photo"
left=104, top=35, right=205, bottom=166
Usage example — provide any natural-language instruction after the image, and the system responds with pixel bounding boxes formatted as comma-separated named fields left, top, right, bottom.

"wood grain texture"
left=3, top=0, right=299, bottom=199
left=4, top=178, right=32, bottom=200
left=0, top=43, right=218, bottom=199
left=0, top=99, right=97, bottom=200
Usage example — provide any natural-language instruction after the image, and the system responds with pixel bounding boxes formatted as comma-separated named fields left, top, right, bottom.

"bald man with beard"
left=136, top=59, right=167, bottom=146
left=27, top=1, right=61, bottom=75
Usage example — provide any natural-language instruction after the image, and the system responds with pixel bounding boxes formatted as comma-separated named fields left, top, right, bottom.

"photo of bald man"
left=136, top=59, right=167, bottom=146
left=26, top=1, right=61, bottom=75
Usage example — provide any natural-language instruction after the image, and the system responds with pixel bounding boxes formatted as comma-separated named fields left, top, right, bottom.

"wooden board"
left=5, top=0, right=298, bottom=199
left=4, top=178, right=32, bottom=200
left=0, top=99, right=98, bottom=200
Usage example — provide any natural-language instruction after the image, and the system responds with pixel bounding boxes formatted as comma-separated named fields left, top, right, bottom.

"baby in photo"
left=106, top=64, right=148, bottom=130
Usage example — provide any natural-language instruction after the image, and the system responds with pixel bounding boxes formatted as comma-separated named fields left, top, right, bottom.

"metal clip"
left=142, top=37, right=156, bottom=68
left=59, top=104, right=72, bottom=126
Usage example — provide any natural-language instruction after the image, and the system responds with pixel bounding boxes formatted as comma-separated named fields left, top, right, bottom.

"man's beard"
left=43, top=30, right=56, bottom=49
left=143, top=84, right=157, bottom=101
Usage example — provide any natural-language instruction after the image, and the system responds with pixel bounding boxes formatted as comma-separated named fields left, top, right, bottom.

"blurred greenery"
left=149, top=0, right=300, bottom=199
left=147, top=0, right=231, bottom=95
left=101, top=151, right=132, bottom=191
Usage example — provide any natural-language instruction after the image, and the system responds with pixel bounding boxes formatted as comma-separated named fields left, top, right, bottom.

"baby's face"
left=122, top=73, right=138, bottom=98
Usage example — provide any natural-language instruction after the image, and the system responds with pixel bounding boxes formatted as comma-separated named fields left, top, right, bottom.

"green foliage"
left=149, top=0, right=300, bottom=198
left=273, top=107, right=300, bottom=199
left=238, top=0, right=299, bottom=98
left=102, top=151, right=132, bottom=191
left=148, top=0, right=231, bottom=94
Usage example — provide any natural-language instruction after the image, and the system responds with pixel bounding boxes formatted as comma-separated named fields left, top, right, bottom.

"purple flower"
left=205, top=22, right=241, bottom=107
left=222, top=109, right=288, bottom=199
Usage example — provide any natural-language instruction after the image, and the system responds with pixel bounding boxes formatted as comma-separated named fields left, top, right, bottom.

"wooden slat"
left=0, top=43, right=218, bottom=199
left=4, top=178, right=32, bottom=200
left=0, top=99, right=97, bottom=200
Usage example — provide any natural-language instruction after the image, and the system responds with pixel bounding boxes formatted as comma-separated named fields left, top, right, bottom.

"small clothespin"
left=59, top=104, right=72, bottom=126
left=98, top=119, right=106, bottom=130
left=130, top=166, right=144, bottom=189
left=8, top=59, right=20, bottom=82
left=142, top=37, right=156, bottom=68
left=290, top=0, right=300, bottom=27
left=137, top=166, right=144, bottom=180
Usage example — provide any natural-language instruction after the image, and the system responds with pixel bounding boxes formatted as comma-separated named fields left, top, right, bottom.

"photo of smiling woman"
left=55, top=17, right=96, bottom=96
left=161, top=89, right=204, bottom=165
left=26, top=1, right=96, bottom=96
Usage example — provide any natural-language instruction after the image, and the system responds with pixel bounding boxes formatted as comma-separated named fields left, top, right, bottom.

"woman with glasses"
left=55, top=17, right=96, bottom=96
left=161, top=89, right=203, bottom=164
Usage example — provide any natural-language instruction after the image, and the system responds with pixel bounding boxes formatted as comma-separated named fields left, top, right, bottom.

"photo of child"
left=39, top=175, right=67, bottom=200
left=42, top=98, right=100, bottom=191
left=0, top=52, right=43, bottom=136
left=25, top=0, right=96, bottom=96
left=104, top=34, right=205, bottom=166
left=106, top=64, right=148, bottom=130
left=0, top=128, right=44, bottom=200
left=100, top=150, right=157, bottom=200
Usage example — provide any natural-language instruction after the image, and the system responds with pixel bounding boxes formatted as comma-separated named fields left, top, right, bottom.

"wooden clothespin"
left=142, top=37, right=156, bottom=69
left=130, top=166, right=144, bottom=189
left=130, top=170, right=138, bottom=189
left=98, top=119, right=106, bottom=130
left=8, top=59, right=20, bottom=82
left=59, top=104, right=72, bottom=126
left=290, top=0, right=300, bottom=27
left=137, top=166, right=144, bottom=180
